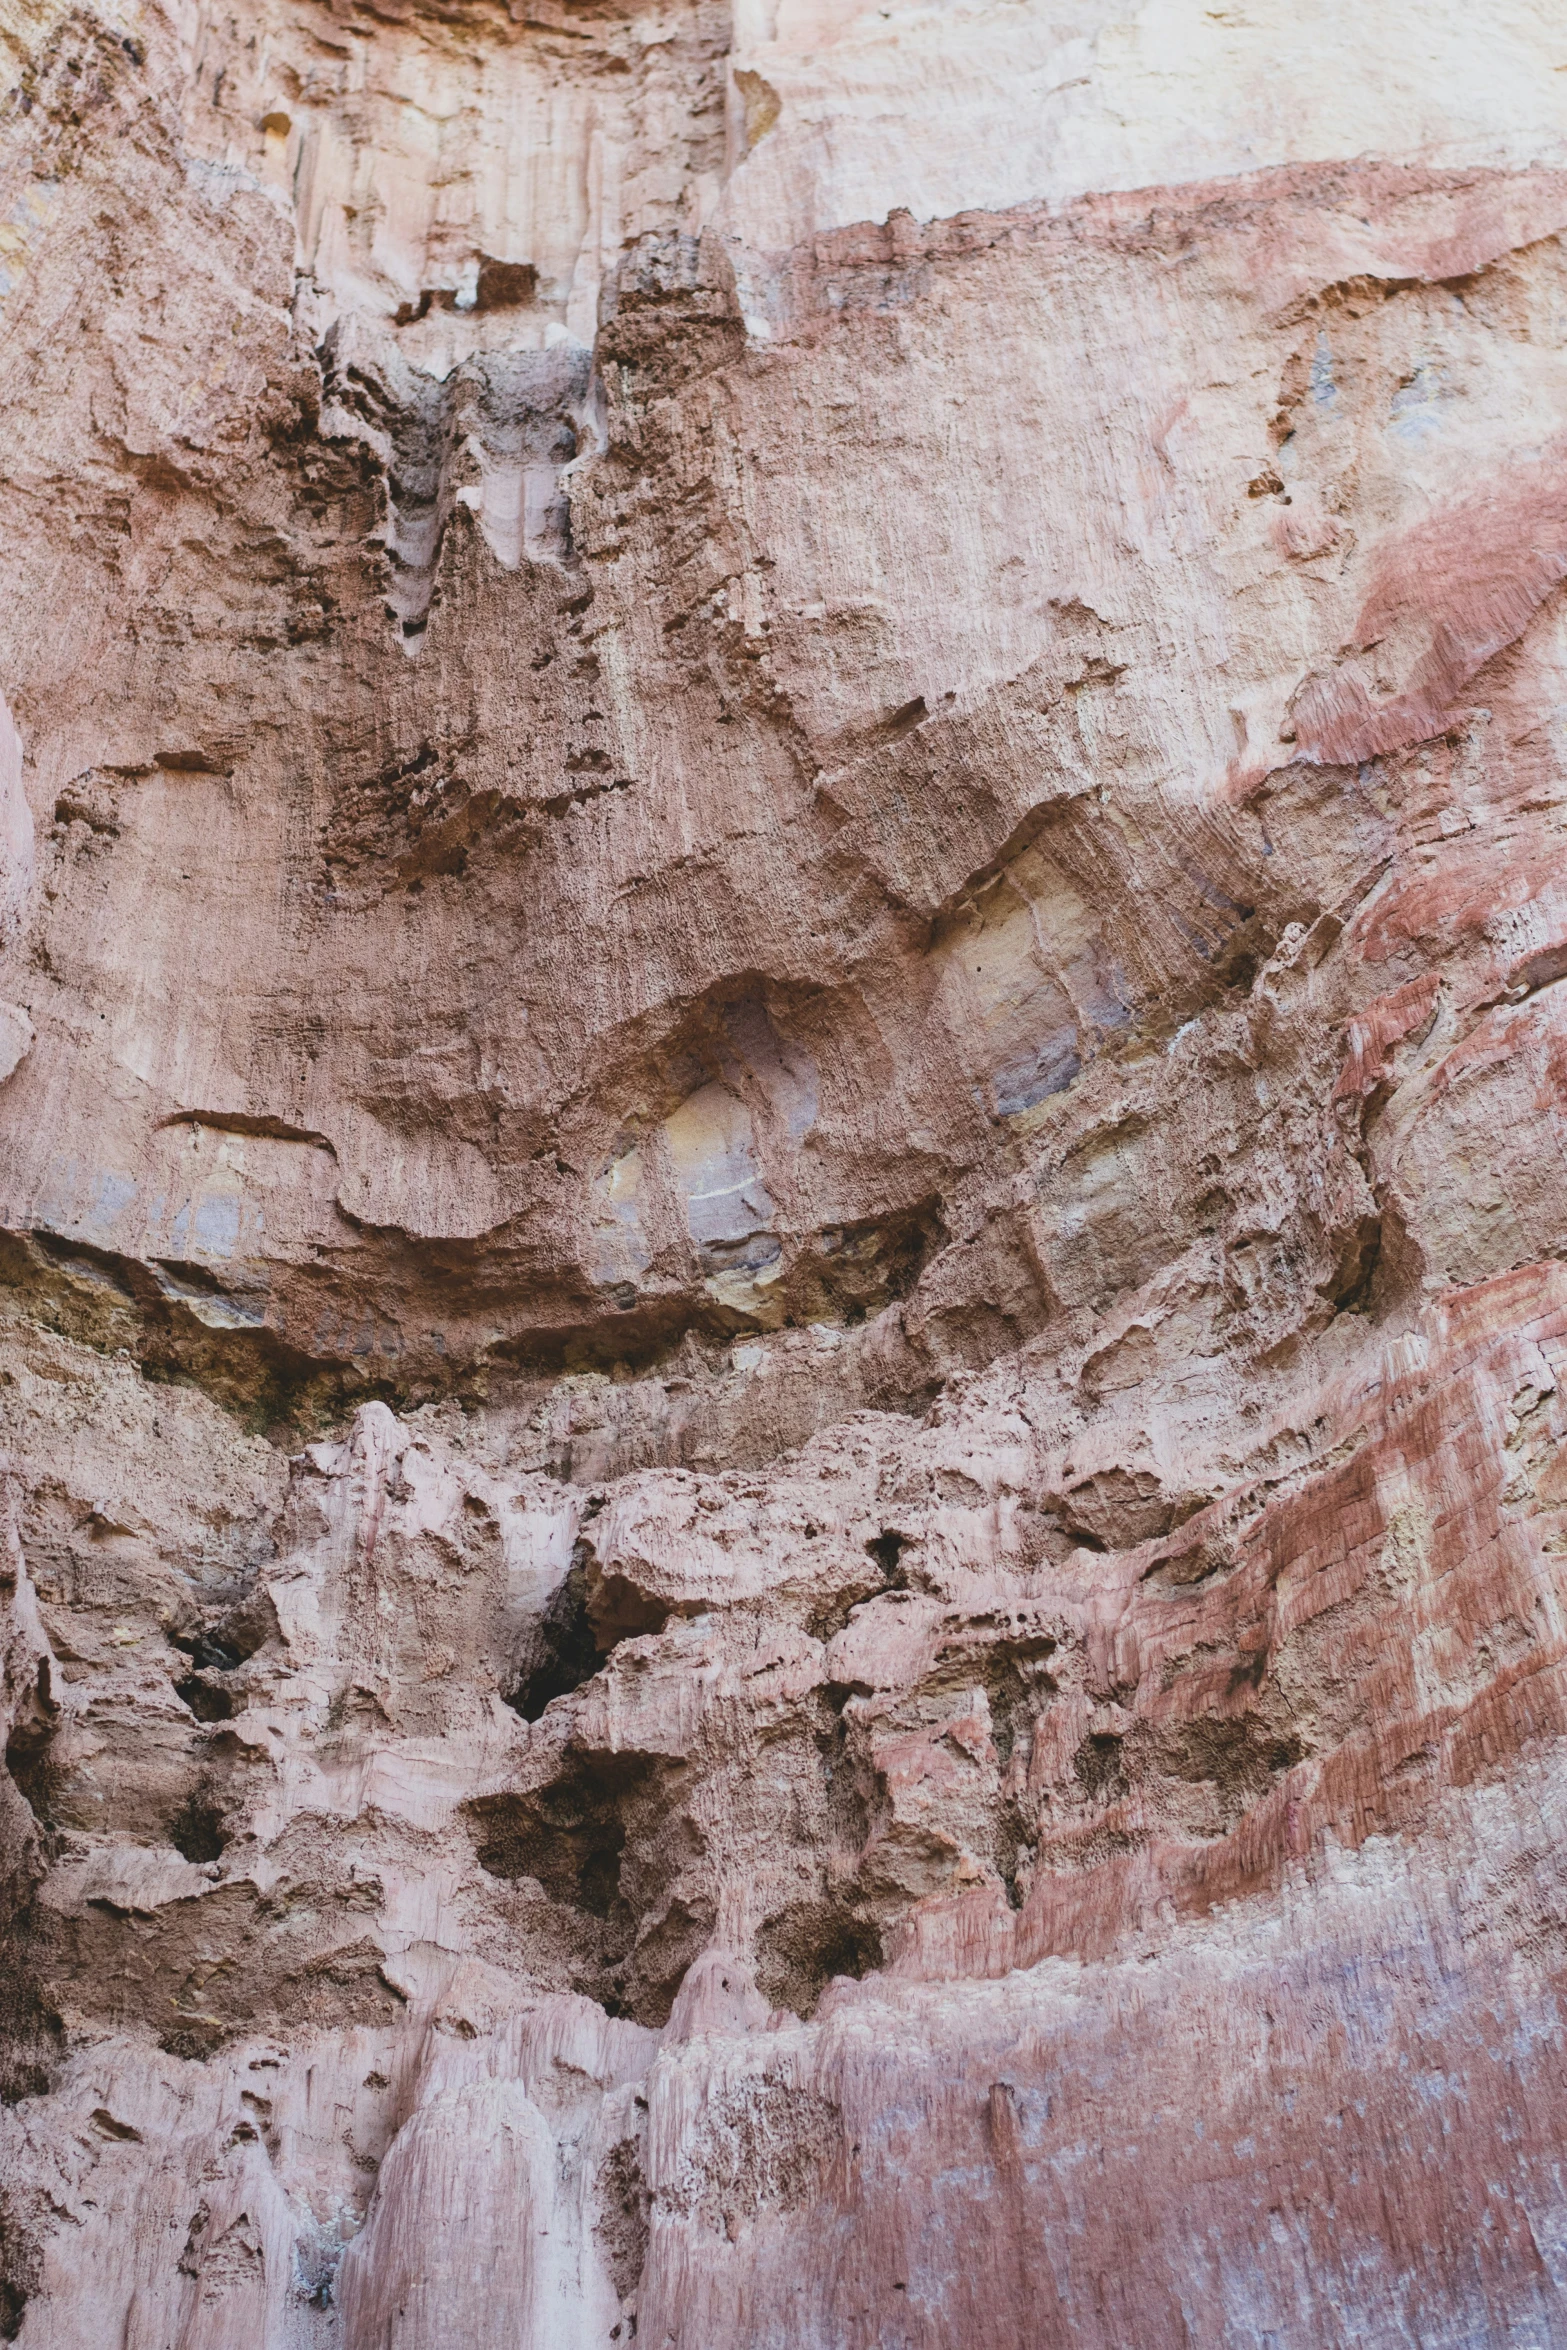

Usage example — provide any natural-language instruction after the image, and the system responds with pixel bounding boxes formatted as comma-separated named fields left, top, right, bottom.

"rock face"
left=2, top=0, right=1567, bottom=2339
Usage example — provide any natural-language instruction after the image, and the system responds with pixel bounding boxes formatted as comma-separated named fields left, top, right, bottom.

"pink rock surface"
left=1, top=0, right=1567, bottom=2341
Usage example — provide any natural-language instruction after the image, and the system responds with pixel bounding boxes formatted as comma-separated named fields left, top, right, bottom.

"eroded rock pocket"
left=754, top=1898, right=882, bottom=2018
left=464, top=1749, right=705, bottom=2021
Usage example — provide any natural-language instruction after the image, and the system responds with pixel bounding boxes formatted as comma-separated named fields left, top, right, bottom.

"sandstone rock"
left=2, top=0, right=1567, bottom=2340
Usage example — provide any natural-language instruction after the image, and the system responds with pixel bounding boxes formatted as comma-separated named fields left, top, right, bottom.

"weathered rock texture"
left=2, top=0, right=1567, bottom=2340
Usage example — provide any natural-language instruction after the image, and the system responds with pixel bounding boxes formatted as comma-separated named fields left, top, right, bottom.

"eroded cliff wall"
left=1, top=0, right=1567, bottom=2341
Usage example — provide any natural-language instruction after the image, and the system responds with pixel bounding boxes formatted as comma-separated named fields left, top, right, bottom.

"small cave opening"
left=174, top=1675, right=234, bottom=1723
left=866, top=1530, right=909, bottom=1585
left=508, top=1558, right=604, bottom=1723
left=168, top=1791, right=229, bottom=1865
left=466, top=1752, right=657, bottom=1918
left=464, top=1749, right=699, bottom=2023
left=755, top=1898, right=883, bottom=2018
left=170, top=1600, right=271, bottom=1724
left=186, top=1630, right=247, bottom=1672
left=4, top=1723, right=55, bottom=1835
left=1073, top=1731, right=1126, bottom=1800
left=507, top=1550, right=670, bottom=1724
